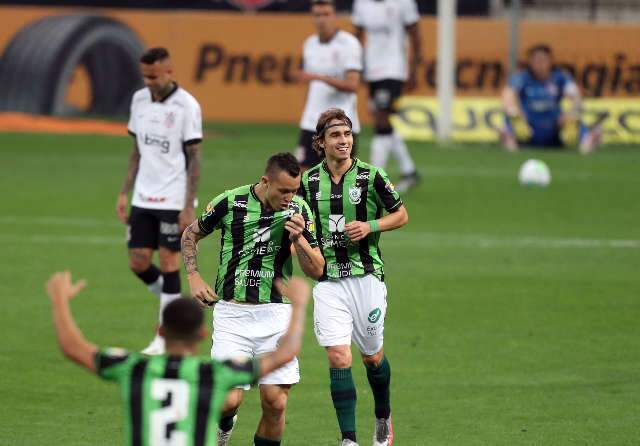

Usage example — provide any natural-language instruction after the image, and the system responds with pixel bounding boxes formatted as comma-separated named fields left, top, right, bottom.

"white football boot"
left=340, top=440, right=359, bottom=446
left=372, top=416, right=393, bottom=446
left=217, top=414, right=237, bottom=446
left=141, top=334, right=165, bottom=355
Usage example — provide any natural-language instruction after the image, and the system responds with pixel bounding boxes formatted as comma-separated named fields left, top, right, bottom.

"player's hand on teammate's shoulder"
left=275, top=277, right=310, bottom=307
left=187, top=272, right=218, bottom=307
left=178, top=206, right=195, bottom=232
left=46, top=271, right=87, bottom=303
left=285, top=213, right=305, bottom=242
left=115, top=193, right=129, bottom=224
left=344, top=220, right=371, bottom=242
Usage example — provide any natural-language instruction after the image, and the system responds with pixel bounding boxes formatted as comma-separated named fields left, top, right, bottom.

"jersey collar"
left=151, top=82, right=179, bottom=103
left=322, top=157, right=358, bottom=183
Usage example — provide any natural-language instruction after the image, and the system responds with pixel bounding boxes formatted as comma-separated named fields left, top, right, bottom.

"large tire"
left=0, top=14, right=144, bottom=116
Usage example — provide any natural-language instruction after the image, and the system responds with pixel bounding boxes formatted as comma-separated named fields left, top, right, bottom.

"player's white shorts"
left=313, top=274, right=388, bottom=356
left=211, top=300, right=300, bottom=387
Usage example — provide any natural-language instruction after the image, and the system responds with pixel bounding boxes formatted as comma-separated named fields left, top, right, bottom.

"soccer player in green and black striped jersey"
left=180, top=153, right=324, bottom=446
left=298, top=108, right=409, bottom=446
left=45, top=270, right=311, bottom=446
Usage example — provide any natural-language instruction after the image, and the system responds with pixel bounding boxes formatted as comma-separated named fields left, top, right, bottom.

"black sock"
left=253, top=435, right=280, bottom=446
left=161, top=270, right=180, bottom=294
left=219, top=414, right=236, bottom=432
left=135, top=265, right=160, bottom=285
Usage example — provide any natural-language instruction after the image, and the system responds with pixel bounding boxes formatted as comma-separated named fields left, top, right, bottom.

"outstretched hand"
left=46, top=271, right=87, bottom=303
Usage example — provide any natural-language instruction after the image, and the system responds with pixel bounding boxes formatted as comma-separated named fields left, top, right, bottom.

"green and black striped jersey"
left=198, top=184, right=317, bottom=303
left=95, top=347, right=259, bottom=446
left=299, top=158, right=402, bottom=281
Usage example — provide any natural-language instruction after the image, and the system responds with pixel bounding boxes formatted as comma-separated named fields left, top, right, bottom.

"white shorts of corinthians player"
left=313, top=274, right=388, bottom=356
left=211, top=300, right=300, bottom=389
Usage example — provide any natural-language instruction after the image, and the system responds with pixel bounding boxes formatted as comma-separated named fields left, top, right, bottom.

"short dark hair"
left=140, top=47, right=170, bottom=65
left=265, top=152, right=301, bottom=178
left=161, top=298, right=204, bottom=343
left=312, top=108, right=353, bottom=158
left=527, top=44, right=552, bottom=58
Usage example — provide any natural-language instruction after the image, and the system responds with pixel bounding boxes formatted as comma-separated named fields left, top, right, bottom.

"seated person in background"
left=501, top=44, right=601, bottom=154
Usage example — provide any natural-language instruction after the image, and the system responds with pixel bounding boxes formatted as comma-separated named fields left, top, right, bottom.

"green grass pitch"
left=1, top=124, right=639, bottom=445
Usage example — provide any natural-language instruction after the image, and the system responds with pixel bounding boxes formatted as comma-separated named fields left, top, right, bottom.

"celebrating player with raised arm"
left=293, top=0, right=363, bottom=170
left=116, top=47, right=203, bottom=355
left=352, top=0, right=422, bottom=192
left=181, top=153, right=324, bottom=446
left=46, top=270, right=310, bottom=446
left=298, top=108, right=409, bottom=446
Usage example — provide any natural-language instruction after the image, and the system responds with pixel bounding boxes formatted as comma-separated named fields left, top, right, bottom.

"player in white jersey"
left=116, top=47, right=203, bottom=355
left=294, top=0, right=363, bottom=170
left=353, top=0, right=422, bottom=192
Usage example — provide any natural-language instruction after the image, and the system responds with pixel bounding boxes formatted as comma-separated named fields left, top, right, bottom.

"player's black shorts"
left=296, top=129, right=359, bottom=168
left=368, top=79, right=404, bottom=113
left=127, top=206, right=181, bottom=251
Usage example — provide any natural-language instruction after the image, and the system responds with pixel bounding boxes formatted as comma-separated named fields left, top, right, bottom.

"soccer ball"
left=518, top=159, right=551, bottom=187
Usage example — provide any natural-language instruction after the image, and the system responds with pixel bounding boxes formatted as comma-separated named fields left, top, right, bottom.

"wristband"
left=367, top=220, right=379, bottom=233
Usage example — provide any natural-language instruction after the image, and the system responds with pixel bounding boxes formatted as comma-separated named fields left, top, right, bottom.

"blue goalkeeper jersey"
left=509, top=69, right=576, bottom=146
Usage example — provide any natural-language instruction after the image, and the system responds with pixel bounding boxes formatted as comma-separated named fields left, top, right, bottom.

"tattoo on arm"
left=121, top=143, right=140, bottom=194
left=181, top=222, right=205, bottom=274
left=184, top=143, right=201, bottom=207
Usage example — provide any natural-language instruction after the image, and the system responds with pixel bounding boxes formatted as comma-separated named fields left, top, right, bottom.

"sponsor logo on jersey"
left=308, top=173, right=320, bottom=182
left=330, top=193, right=342, bottom=199
left=144, top=134, right=170, bottom=153
left=327, top=261, right=353, bottom=278
left=234, top=268, right=275, bottom=287
left=138, top=193, right=167, bottom=203
left=385, top=181, right=395, bottom=194
left=356, top=172, right=370, bottom=180
left=233, top=200, right=248, bottom=209
left=328, top=214, right=345, bottom=232
left=348, top=186, right=362, bottom=204
left=368, top=308, right=382, bottom=323
left=315, top=191, right=322, bottom=200
left=204, top=202, right=214, bottom=217
left=306, top=220, right=315, bottom=233
left=252, top=227, right=271, bottom=243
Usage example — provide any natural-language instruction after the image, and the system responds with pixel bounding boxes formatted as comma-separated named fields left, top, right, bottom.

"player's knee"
left=362, top=350, right=384, bottom=368
left=327, top=347, right=352, bottom=368
left=262, top=392, right=288, bottom=416
left=128, top=251, right=151, bottom=273
left=374, top=112, right=392, bottom=134
left=158, top=250, right=180, bottom=272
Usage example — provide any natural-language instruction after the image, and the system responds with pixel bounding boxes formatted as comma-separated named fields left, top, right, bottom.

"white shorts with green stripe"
left=312, top=274, right=388, bottom=356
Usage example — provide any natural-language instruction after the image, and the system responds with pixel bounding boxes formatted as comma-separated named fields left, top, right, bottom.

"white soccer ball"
left=518, top=159, right=551, bottom=187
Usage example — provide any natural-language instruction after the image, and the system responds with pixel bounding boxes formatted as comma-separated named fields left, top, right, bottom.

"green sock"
left=365, top=355, right=391, bottom=419
left=330, top=367, right=357, bottom=441
left=254, top=435, right=280, bottom=446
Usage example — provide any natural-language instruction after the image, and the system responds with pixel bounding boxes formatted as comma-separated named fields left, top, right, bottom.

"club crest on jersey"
left=348, top=186, right=362, bottom=204
left=164, top=111, right=175, bottom=128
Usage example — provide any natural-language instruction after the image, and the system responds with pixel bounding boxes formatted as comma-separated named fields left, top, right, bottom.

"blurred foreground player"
left=352, top=0, right=422, bottom=191
left=116, top=47, right=203, bottom=354
left=294, top=0, right=363, bottom=170
left=501, top=44, right=601, bottom=154
left=46, top=271, right=310, bottom=446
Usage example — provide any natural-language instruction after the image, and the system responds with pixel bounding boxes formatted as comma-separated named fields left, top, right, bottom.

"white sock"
left=159, top=292, right=181, bottom=323
left=147, top=276, right=163, bottom=297
left=370, top=134, right=393, bottom=169
left=390, top=130, right=416, bottom=175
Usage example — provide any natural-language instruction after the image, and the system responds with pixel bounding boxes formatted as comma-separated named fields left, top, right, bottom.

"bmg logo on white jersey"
left=144, top=134, right=170, bottom=153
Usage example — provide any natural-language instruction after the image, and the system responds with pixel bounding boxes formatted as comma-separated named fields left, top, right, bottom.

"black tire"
left=0, top=14, right=144, bottom=116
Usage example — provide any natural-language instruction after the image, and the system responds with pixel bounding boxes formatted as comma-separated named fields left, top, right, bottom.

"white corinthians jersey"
left=352, top=0, right=420, bottom=82
left=128, top=85, right=203, bottom=210
left=300, top=30, right=362, bottom=133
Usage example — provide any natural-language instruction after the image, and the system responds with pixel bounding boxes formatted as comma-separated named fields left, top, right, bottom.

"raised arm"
left=259, top=278, right=310, bottom=376
left=286, top=213, right=325, bottom=279
left=181, top=221, right=218, bottom=306
left=116, top=142, right=140, bottom=224
left=46, top=272, right=97, bottom=372
left=179, top=142, right=202, bottom=231
left=406, top=22, right=422, bottom=92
